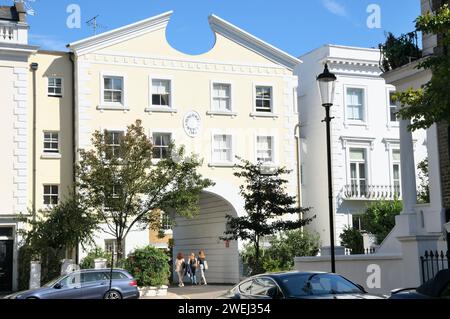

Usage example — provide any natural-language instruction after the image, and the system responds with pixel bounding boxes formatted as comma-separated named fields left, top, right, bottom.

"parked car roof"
left=417, top=270, right=450, bottom=297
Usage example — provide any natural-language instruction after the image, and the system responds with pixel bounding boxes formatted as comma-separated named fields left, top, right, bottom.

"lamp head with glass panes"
left=317, top=64, right=337, bottom=107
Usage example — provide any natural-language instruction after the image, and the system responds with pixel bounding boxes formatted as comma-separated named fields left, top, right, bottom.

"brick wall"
left=438, top=124, right=450, bottom=210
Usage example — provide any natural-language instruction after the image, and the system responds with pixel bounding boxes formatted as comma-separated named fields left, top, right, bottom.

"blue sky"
left=20, top=0, right=421, bottom=57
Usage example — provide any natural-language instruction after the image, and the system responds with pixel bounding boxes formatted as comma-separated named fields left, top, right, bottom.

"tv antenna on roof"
left=14, top=0, right=36, bottom=16
left=86, top=15, right=107, bottom=35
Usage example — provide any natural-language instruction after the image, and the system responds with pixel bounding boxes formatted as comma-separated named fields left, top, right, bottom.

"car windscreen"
left=42, top=275, right=67, bottom=288
left=282, top=274, right=363, bottom=297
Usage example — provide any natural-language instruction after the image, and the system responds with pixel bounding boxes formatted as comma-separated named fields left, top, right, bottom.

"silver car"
left=5, top=269, right=139, bottom=299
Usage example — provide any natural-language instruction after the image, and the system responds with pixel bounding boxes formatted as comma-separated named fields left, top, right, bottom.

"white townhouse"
left=294, top=45, right=428, bottom=248
left=0, top=3, right=37, bottom=292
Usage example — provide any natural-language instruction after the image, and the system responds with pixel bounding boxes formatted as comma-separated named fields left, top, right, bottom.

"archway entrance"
left=172, top=192, right=240, bottom=284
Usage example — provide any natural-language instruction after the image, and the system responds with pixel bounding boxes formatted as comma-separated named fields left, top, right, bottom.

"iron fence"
left=420, top=250, right=449, bottom=284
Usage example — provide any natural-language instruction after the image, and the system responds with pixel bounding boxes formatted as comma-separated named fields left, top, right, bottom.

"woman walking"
left=198, top=251, right=208, bottom=286
left=175, top=252, right=186, bottom=287
left=186, top=253, right=198, bottom=285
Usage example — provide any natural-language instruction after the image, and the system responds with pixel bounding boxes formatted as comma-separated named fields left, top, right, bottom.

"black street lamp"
left=317, top=63, right=337, bottom=273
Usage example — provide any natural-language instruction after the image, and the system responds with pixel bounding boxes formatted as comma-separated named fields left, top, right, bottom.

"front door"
left=0, top=240, right=13, bottom=292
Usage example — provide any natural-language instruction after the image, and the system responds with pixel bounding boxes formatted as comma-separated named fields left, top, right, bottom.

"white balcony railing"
left=342, top=185, right=401, bottom=200
left=0, top=24, right=14, bottom=42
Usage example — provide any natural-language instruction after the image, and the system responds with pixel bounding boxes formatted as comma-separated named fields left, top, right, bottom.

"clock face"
left=183, top=111, right=201, bottom=138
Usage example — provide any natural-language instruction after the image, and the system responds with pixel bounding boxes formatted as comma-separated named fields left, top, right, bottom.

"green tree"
left=379, top=32, right=421, bottom=72
left=79, top=247, right=112, bottom=269
left=221, top=158, right=314, bottom=275
left=77, top=120, right=213, bottom=260
left=393, top=3, right=450, bottom=131
left=18, top=191, right=98, bottom=285
left=339, top=227, right=364, bottom=255
left=361, top=200, right=403, bottom=245
left=417, top=158, right=430, bottom=203
left=240, top=230, right=320, bottom=274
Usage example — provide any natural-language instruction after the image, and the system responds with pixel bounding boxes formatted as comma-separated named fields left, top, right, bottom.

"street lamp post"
left=317, top=64, right=337, bottom=273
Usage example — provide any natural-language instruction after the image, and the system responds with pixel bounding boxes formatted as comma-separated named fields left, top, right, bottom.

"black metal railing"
left=420, top=250, right=449, bottom=283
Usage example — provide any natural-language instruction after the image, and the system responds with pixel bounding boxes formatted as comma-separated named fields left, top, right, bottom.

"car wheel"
left=104, top=290, right=122, bottom=300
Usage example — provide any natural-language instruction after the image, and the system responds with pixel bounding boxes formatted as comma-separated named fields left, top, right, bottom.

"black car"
left=219, top=271, right=384, bottom=299
left=390, top=270, right=450, bottom=299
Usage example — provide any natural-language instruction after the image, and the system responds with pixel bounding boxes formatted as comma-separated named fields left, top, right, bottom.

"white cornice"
left=67, top=11, right=173, bottom=56
left=208, top=14, right=301, bottom=70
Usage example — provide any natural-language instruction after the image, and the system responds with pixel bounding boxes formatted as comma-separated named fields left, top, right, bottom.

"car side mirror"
left=54, top=283, right=63, bottom=290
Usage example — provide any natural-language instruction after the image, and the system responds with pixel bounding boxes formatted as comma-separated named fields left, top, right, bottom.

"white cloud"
left=29, top=34, right=67, bottom=51
left=322, top=0, right=348, bottom=17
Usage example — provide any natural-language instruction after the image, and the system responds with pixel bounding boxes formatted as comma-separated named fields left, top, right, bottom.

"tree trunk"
left=116, top=238, right=123, bottom=264
left=254, top=237, right=261, bottom=275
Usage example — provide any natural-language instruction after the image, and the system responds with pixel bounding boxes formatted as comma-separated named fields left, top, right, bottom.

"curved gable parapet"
left=67, top=11, right=301, bottom=70
left=208, top=15, right=301, bottom=70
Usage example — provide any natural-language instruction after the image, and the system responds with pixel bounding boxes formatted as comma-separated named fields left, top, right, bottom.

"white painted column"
left=400, top=118, right=417, bottom=214
left=29, top=261, right=41, bottom=289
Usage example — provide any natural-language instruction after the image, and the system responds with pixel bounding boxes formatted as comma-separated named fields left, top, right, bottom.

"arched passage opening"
left=172, top=191, right=240, bottom=284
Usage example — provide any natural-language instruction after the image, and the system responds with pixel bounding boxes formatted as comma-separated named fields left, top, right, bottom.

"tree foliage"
left=79, top=247, right=112, bottom=269
left=417, top=158, right=430, bottom=204
left=394, top=3, right=450, bottom=130
left=77, top=120, right=213, bottom=259
left=360, top=200, right=403, bottom=245
left=379, top=32, right=421, bottom=72
left=123, top=246, right=170, bottom=287
left=339, top=227, right=364, bottom=255
left=241, top=230, right=320, bottom=275
left=221, top=158, right=314, bottom=274
left=18, top=191, right=98, bottom=286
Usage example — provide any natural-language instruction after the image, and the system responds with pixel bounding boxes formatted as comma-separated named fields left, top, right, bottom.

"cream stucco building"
left=66, top=11, right=301, bottom=284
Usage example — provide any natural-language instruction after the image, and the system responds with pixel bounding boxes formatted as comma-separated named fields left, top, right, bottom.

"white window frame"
left=387, top=88, right=400, bottom=129
left=210, top=133, right=234, bottom=167
left=251, top=83, right=278, bottom=119
left=152, top=131, right=173, bottom=161
left=160, top=211, right=174, bottom=235
left=105, top=239, right=125, bottom=260
left=43, top=184, right=59, bottom=206
left=255, top=134, right=277, bottom=166
left=384, top=139, right=402, bottom=195
left=42, top=131, right=61, bottom=159
left=207, top=80, right=237, bottom=117
left=146, top=75, right=177, bottom=114
left=341, top=137, right=374, bottom=192
left=390, top=148, right=402, bottom=196
left=47, top=77, right=64, bottom=97
left=348, top=148, right=368, bottom=197
left=293, top=87, right=299, bottom=114
left=98, top=72, right=129, bottom=111
left=343, top=85, right=369, bottom=128
left=149, top=128, right=174, bottom=164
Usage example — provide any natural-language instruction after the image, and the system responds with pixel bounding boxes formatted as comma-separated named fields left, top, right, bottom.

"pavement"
left=140, top=284, right=234, bottom=300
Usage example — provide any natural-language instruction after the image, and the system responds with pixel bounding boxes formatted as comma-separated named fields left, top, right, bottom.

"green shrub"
left=123, top=246, right=170, bottom=287
left=80, top=247, right=112, bottom=269
left=361, top=200, right=402, bottom=245
left=241, top=230, right=321, bottom=275
left=340, top=227, right=364, bottom=255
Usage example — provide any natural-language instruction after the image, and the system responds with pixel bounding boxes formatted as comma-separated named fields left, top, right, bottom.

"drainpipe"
left=30, top=62, right=38, bottom=222
left=294, top=124, right=304, bottom=232
left=69, top=52, right=79, bottom=264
